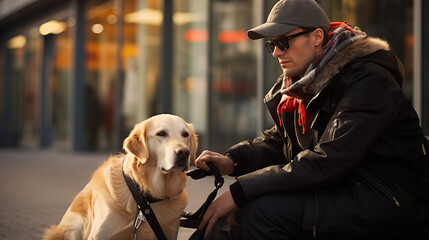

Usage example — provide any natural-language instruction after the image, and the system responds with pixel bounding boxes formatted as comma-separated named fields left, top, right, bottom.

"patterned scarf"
left=277, top=22, right=367, bottom=134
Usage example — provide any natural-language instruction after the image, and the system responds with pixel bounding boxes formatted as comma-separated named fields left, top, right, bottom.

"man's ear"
left=186, top=123, right=198, bottom=166
left=123, top=124, right=149, bottom=163
left=312, top=28, right=325, bottom=48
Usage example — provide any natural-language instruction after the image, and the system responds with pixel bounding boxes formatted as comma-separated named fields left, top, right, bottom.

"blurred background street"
left=0, top=149, right=234, bottom=240
left=0, top=0, right=428, bottom=238
left=0, top=0, right=427, bottom=155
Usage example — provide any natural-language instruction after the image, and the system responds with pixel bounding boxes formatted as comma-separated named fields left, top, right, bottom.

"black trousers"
left=205, top=191, right=312, bottom=240
left=205, top=191, right=429, bottom=240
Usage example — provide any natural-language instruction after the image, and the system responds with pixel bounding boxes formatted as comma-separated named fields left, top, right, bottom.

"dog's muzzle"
left=160, top=147, right=190, bottom=172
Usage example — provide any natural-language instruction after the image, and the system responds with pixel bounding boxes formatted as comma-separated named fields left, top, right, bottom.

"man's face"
left=269, top=28, right=322, bottom=78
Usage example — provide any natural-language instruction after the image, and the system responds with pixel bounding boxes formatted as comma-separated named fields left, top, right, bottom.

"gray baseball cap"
left=247, top=0, right=330, bottom=39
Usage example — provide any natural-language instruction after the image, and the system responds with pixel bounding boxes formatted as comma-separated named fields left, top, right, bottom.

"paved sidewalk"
left=0, top=149, right=234, bottom=240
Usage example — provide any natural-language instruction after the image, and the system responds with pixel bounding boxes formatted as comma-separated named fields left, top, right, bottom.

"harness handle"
left=207, top=162, right=224, bottom=189
left=186, top=162, right=224, bottom=189
left=180, top=162, right=225, bottom=232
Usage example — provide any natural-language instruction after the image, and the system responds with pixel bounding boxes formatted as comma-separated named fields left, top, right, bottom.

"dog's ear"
left=186, top=123, right=198, bottom=166
left=124, top=124, right=149, bottom=163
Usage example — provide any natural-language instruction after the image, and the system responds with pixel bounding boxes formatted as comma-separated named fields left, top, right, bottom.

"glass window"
left=0, top=9, right=73, bottom=149
left=209, top=0, right=259, bottom=152
left=2, top=35, right=27, bottom=146
left=49, top=18, right=74, bottom=148
left=21, top=27, right=42, bottom=148
left=264, top=0, right=283, bottom=130
left=37, top=17, right=74, bottom=149
left=318, top=0, right=414, bottom=98
left=172, top=0, right=208, bottom=148
left=122, top=0, right=162, bottom=134
left=85, top=0, right=119, bottom=150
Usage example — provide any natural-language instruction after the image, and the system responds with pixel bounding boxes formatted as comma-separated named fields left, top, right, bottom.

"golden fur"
left=43, top=114, right=198, bottom=240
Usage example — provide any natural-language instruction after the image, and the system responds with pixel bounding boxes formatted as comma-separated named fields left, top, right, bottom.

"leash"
left=122, top=159, right=168, bottom=240
left=180, top=162, right=224, bottom=240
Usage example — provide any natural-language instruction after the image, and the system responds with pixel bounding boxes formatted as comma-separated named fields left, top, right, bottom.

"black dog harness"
left=122, top=159, right=167, bottom=240
left=123, top=158, right=224, bottom=240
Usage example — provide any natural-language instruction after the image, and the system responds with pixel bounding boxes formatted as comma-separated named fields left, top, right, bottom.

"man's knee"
left=241, top=195, right=269, bottom=221
left=240, top=192, right=307, bottom=230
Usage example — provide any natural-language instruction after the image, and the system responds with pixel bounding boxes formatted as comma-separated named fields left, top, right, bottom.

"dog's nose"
left=176, top=147, right=190, bottom=159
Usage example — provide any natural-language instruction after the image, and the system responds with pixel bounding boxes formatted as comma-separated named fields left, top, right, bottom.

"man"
left=196, top=0, right=429, bottom=239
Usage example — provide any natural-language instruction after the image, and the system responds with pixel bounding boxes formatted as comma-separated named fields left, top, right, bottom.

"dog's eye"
left=182, top=132, right=189, bottom=138
left=157, top=131, right=167, bottom=137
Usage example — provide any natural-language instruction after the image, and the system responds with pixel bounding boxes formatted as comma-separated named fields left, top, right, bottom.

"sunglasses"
left=265, top=29, right=315, bottom=53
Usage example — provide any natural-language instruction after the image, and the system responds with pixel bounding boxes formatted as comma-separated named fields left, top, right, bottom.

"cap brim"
left=247, top=23, right=298, bottom=39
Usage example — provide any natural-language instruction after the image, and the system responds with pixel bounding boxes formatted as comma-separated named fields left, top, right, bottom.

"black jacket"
left=226, top=37, right=429, bottom=235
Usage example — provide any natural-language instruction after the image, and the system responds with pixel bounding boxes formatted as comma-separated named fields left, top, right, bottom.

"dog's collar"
left=121, top=158, right=164, bottom=204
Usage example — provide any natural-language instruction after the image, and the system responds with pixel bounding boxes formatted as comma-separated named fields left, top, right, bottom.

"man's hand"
left=195, top=150, right=234, bottom=176
left=198, top=189, right=238, bottom=237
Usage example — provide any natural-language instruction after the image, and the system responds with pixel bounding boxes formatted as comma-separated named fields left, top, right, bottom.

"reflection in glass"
left=173, top=0, right=208, bottom=148
left=318, top=0, right=414, bottom=98
left=122, top=0, right=162, bottom=135
left=21, top=28, right=42, bottom=148
left=50, top=20, right=73, bottom=147
left=3, top=35, right=26, bottom=146
left=85, top=0, right=118, bottom=151
left=209, top=0, right=259, bottom=152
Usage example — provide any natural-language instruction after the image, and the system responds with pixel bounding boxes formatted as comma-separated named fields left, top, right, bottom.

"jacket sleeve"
left=225, top=125, right=287, bottom=177
left=236, top=63, right=405, bottom=202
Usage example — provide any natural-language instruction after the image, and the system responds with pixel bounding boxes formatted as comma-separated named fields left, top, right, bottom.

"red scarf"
left=328, top=21, right=354, bottom=39
left=277, top=96, right=309, bottom=134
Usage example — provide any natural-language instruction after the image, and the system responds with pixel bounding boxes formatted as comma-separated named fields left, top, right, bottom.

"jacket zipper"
left=313, top=189, right=318, bottom=237
left=356, top=168, right=401, bottom=207
left=330, top=118, right=339, bottom=140
left=423, top=142, right=427, bottom=156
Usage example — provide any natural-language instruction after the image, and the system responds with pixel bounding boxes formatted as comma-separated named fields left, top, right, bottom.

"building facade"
left=0, top=0, right=428, bottom=153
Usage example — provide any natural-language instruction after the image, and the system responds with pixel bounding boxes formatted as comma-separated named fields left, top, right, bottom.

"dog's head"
left=124, top=114, right=198, bottom=173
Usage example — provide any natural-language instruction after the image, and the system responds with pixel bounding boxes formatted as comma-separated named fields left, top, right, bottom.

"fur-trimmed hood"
left=304, top=36, right=394, bottom=96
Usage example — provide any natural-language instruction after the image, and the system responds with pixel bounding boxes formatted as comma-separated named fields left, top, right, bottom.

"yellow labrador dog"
left=44, top=114, right=197, bottom=240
